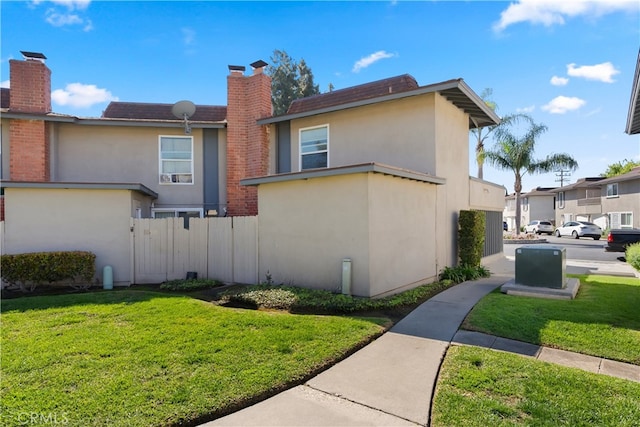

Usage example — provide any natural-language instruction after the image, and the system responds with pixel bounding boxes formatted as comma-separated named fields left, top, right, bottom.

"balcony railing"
left=577, top=197, right=601, bottom=207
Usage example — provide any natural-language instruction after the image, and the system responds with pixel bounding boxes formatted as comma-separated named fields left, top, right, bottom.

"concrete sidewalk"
left=205, top=257, right=639, bottom=426
left=206, top=277, right=505, bottom=426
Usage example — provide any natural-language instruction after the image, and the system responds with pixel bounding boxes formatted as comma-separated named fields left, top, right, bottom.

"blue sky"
left=2, top=0, right=639, bottom=192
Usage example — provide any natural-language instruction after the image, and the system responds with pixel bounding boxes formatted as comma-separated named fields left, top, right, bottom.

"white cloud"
left=352, top=50, right=396, bottom=73
left=182, top=27, right=196, bottom=46
left=32, top=0, right=90, bottom=10
left=1, top=80, right=9, bottom=88
left=32, top=1, right=93, bottom=30
left=567, top=62, right=619, bottom=83
left=542, top=96, right=586, bottom=114
left=516, top=105, right=536, bottom=113
left=493, top=0, right=638, bottom=32
left=51, top=83, right=118, bottom=108
left=45, top=9, right=82, bottom=26
left=550, top=76, right=569, bottom=86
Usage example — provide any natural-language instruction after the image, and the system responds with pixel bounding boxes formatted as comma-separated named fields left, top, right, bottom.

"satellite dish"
left=172, top=100, right=196, bottom=134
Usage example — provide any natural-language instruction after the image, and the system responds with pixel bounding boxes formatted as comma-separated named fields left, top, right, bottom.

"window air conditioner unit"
left=160, top=173, right=172, bottom=183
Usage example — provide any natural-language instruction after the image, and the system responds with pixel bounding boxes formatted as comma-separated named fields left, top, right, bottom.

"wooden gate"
left=132, top=216, right=258, bottom=284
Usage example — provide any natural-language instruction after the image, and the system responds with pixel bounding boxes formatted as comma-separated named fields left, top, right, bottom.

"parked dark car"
left=605, top=229, right=640, bottom=252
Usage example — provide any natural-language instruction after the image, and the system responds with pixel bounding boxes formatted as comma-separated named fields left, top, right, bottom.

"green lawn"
left=1, top=291, right=387, bottom=426
left=461, top=274, right=640, bottom=364
left=432, top=345, right=640, bottom=427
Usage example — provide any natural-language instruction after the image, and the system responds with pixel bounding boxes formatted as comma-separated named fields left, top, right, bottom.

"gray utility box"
left=515, top=245, right=566, bottom=288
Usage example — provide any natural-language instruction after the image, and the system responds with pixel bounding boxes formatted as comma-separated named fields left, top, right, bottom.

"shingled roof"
left=258, top=75, right=500, bottom=129
left=287, top=74, right=419, bottom=115
left=102, top=102, right=226, bottom=122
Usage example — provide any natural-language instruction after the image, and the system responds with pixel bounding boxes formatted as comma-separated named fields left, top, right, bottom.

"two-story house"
left=1, top=51, right=505, bottom=295
left=503, top=187, right=556, bottom=231
left=592, top=167, right=640, bottom=229
left=551, top=178, right=607, bottom=229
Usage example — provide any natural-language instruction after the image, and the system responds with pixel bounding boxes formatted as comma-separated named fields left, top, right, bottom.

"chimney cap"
left=228, top=65, right=246, bottom=72
left=20, top=51, right=47, bottom=61
left=250, top=60, right=268, bottom=69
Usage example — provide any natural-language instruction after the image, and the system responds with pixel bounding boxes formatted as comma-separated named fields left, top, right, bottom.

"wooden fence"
left=132, top=216, right=258, bottom=284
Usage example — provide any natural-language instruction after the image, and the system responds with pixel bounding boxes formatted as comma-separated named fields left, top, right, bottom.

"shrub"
left=439, top=264, right=490, bottom=283
left=1, top=251, right=96, bottom=292
left=626, top=242, right=640, bottom=272
left=458, top=210, right=485, bottom=267
left=160, top=278, right=223, bottom=291
left=217, top=280, right=458, bottom=314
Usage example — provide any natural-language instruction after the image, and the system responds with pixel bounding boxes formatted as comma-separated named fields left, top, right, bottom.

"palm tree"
left=470, top=88, right=498, bottom=180
left=483, top=114, right=578, bottom=235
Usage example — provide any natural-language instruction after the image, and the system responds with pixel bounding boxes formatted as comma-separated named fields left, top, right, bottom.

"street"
left=503, top=234, right=627, bottom=263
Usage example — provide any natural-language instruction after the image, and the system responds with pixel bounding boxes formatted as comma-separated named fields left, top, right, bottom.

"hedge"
left=458, top=210, right=485, bottom=267
left=1, top=251, right=96, bottom=292
left=626, top=243, right=640, bottom=272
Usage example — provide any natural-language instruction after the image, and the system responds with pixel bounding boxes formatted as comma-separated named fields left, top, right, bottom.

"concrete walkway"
left=204, top=257, right=639, bottom=427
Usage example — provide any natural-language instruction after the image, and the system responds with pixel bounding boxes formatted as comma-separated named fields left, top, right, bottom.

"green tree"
left=267, top=50, right=320, bottom=115
left=483, top=114, right=578, bottom=235
left=470, top=88, right=498, bottom=180
left=601, top=159, right=640, bottom=177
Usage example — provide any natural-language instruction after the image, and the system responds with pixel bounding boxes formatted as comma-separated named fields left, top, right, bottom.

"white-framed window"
left=159, top=135, right=194, bottom=184
left=522, top=197, right=528, bottom=211
left=299, top=124, right=328, bottom=170
left=606, top=183, right=618, bottom=198
left=621, top=212, right=633, bottom=228
left=152, top=208, right=203, bottom=229
left=558, top=191, right=565, bottom=208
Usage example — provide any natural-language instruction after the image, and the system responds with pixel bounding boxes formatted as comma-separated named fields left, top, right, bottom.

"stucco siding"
left=368, top=173, right=438, bottom=296
left=528, top=196, right=556, bottom=223
left=52, top=124, right=211, bottom=209
left=287, top=95, right=437, bottom=174
left=3, top=188, right=139, bottom=285
left=433, top=93, right=470, bottom=267
left=257, top=174, right=371, bottom=295
left=256, top=171, right=442, bottom=298
left=601, top=181, right=640, bottom=216
left=469, top=178, right=506, bottom=212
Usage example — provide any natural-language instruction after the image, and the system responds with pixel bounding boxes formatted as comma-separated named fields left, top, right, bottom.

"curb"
left=503, top=238, right=548, bottom=244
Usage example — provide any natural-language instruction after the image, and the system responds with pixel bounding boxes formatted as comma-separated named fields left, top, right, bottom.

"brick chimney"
left=226, top=60, right=272, bottom=216
left=9, top=52, right=52, bottom=181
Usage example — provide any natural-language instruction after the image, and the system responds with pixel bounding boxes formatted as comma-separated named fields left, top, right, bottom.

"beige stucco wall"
left=281, top=91, right=476, bottom=269
left=288, top=95, right=437, bottom=174
left=49, top=124, right=226, bottom=211
left=601, top=180, right=640, bottom=228
left=367, top=173, right=438, bottom=296
left=432, top=93, right=471, bottom=267
left=256, top=172, right=439, bottom=297
left=3, top=188, right=144, bottom=285
left=469, top=178, right=506, bottom=212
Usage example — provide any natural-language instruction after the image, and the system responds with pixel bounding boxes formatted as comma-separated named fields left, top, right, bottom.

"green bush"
left=1, top=251, right=96, bottom=292
left=439, top=264, right=490, bottom=283
left=218, top=280, right=457, bottom=314
left=458, top=210, right=485, bottom=267
left=626, top=243, right=640, bottom=272
left=160, top=278, right=223, bottom=291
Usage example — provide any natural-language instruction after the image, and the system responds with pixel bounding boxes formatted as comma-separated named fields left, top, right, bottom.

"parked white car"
left=554, top=221, right=602, bottom=240
left=524, top=220, right=554, bottom=235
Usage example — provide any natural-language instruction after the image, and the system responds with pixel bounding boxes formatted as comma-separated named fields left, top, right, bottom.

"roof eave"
left=1, top=181, right=159, bottom=199
left=625, top=49, right=640, bottom=135
left=241, top=162, right=446, bottom=186
left=0, top=111, right=225, bottom=128
left=257, top=79, right=500, bottom=128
